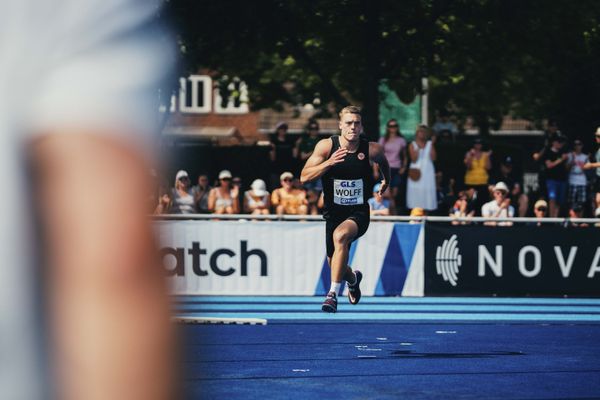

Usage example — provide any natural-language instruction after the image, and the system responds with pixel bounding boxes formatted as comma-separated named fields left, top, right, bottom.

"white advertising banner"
left=156, top=220, right=423, bottom=296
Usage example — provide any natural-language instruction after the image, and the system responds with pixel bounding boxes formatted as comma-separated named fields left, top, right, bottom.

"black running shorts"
left=325, top=208, right=370, bottom=258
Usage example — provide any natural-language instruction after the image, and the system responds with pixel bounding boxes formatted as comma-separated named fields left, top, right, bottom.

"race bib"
left=333, top=179, right=363, bottom=205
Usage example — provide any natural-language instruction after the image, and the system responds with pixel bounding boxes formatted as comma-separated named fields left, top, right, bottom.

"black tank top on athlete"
left=322, top=135, right=372, bottom=219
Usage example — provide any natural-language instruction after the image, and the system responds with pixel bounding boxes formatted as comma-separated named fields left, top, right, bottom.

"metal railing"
left=152, top=213, right=600, bottom=225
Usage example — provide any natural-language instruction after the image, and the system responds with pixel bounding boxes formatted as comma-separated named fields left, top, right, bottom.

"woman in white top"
left=406, top=125, right=437, bottom=212
left=208, top=170, right=240, bottom=214
left=171, top=170, right=197, bottom=214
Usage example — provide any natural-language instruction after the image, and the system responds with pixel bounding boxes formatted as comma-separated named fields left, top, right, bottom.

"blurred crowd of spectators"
left=153, top=118, right=600, bottom=224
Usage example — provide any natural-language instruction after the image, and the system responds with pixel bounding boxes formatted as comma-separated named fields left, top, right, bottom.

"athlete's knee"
left=332, top=229, right=352, bottom=247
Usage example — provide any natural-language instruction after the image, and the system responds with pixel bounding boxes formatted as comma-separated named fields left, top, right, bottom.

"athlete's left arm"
left=369, top=142, right=391, bottom=195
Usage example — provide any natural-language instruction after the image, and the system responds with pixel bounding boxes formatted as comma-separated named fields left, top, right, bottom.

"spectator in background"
left=481, top=182, right=514, bottom=226
left=530, top=199, right=548, bottom=226
left=566, top=203, right=589, bottom=227
left=153, top=188, right=173, bottom=215
left=409, top=207, right=426, bottom=224
left=406, top=125, right=437, bottom=213
left=435, top=171, right=456, bottom=216
left=532, top=120, right=561, bottom=198
left=584, top=127, right=600, bottom=214
left=192, top=174, right=212, bottom=213
left=296, top=120, right=324, bottom=209
left=464, top=137, right=492, bottom=214
left=489, top=156, right=528, bottom=217
left=271, top=171, right=308, bottom=215
left=171, top=170, right=197, bottom=214
left=567, top=139, right=589, bottom=212
left=208, top=170, right=239, bottom=214
left=450, top=191, right=475, bottom=224
left=296, top=120, right=322, bottom=165
left=368, top=183, right=391, bottom=215
left=376, top=119, right=407, bottom=208
left=432, top=110, right=459, bottom=140
left=541, top=135, right=569, bottom=217
left=244, top=179, right=270, bottom=215
left=269, top=122, right=296, bottom=189
left=232, top=176, right=244, bottom=210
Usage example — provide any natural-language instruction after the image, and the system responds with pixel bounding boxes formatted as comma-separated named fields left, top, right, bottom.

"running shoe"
left=347, top=270, right=362, bottom=305
left=321, top=291, right=337, bottom=313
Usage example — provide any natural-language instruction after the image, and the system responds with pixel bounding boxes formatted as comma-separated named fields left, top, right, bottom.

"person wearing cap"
left=244, top=179, right=271, bottom=215
left=489, top=155, right=528, bottom=217
left=271, top=172, right=308, bottom=215
left=300, top=105, right=391, bottom=313
left=170, top=170, right=197, bottom=214
left=269, top=121, right=296, bottom=189
left=208, top=170, right=240, bottom=214
left=528, top=199, right=549, bottom=226
left=464, top=137, right=492, bottom=214
left=541, top=134, right=569, bottom=217
left=481, top=182, right=515, bottom=226
left=368, top=183, right=391, bottom=216
left=566, top=139, right=589, bottom=211
left=584, top=127, right=600, bottom=214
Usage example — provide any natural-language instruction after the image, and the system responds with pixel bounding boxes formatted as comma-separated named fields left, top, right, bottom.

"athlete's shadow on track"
left=390, top=350, right=524, bottom=359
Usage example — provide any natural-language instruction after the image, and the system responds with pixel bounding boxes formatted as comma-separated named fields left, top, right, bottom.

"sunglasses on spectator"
left=221, top=177, right=231, bottom=181
left=536, top=207, right=547, bottom=212
left=387, top=124, right=398, bottom=128
left=282, top=178, right=293, bottom=182
left=178, top=177, right=189, bottom=181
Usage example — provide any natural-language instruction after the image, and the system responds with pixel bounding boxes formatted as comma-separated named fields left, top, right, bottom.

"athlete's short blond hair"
left=338, top=106, right=362, bottom=119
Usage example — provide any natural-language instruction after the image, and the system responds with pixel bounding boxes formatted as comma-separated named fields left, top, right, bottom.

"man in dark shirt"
left=541, top=135, right=569, bottom=217
left=269, top=122, right=296, bottom=189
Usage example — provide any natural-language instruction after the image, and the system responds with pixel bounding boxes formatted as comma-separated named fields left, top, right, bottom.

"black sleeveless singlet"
left=322, top=135, right=372, bottom=219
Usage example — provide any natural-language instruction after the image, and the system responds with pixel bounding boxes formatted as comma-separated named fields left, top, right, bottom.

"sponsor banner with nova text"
left=424, top=223, right=600, bottom=297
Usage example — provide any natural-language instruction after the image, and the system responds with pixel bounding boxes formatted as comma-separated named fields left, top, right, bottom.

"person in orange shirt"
left=271, top=172, right=308, bottom=215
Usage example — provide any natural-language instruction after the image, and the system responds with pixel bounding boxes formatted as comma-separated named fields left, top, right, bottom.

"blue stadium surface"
left=177, top=296, right=600, bottom=399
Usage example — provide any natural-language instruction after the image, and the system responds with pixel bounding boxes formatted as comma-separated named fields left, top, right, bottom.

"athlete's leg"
left=330, top=219, right=359, bottom=283
left=327, top=256, right=355, bottom=283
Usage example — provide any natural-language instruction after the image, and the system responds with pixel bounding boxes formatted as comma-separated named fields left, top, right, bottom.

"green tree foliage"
left=165, top=0, right=600, bottom=140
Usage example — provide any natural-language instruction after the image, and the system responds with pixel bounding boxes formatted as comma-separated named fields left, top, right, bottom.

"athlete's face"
left=339, top=113, right=362, bottom=142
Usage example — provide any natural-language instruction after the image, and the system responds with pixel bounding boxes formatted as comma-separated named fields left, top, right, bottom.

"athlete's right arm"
left=300, top=139, right=347, bottom=183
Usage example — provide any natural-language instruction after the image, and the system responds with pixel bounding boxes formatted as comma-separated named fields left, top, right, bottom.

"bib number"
left=333, top=179, right=363, bottom=205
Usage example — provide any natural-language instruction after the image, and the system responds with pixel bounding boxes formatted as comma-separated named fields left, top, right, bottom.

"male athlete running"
left=300, top=106, right=390, bottom=312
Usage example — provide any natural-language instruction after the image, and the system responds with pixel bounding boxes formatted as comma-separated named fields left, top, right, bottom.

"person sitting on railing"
left=244, top=179, right=271, bottom=215
left=368, top=183, right=390, bottom=216
left=271, top=172, right=308, bottom=215
left=450, top=191, right=475, bottom=225
left=481, top=182, right=514, bottom=226
left=207, top=170, right=240, bottom=214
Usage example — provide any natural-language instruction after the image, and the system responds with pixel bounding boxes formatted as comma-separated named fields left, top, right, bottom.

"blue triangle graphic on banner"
left=375, top=227, right=406, bottom=295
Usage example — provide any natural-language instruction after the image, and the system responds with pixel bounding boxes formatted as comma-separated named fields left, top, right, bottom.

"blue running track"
left=176, top=296, right=600, bottom=399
